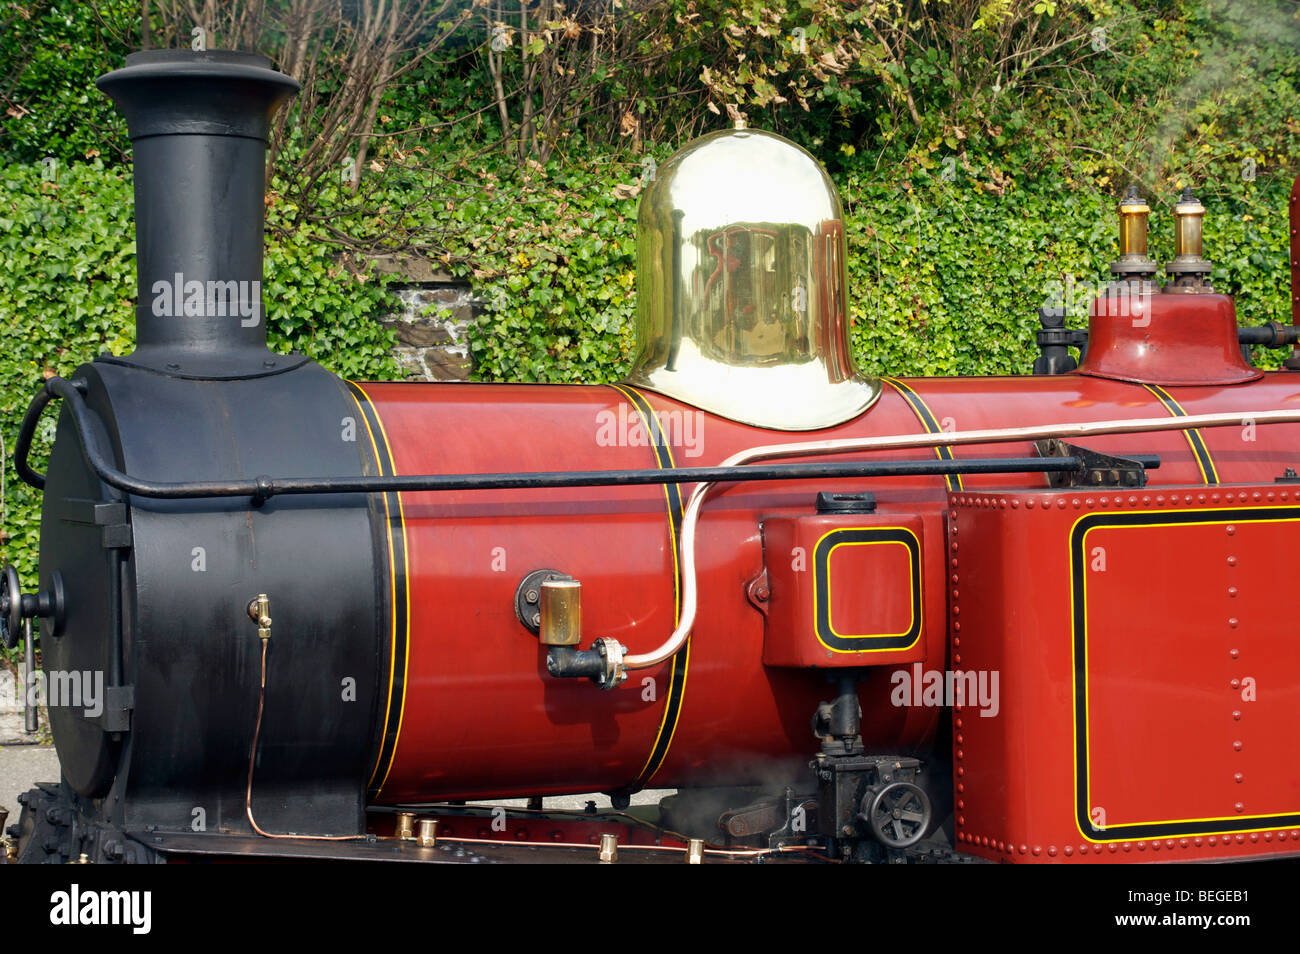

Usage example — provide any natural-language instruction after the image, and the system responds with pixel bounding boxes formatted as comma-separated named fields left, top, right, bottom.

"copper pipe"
left=622, top=407, right=1300, bottom=670
left=246, top=639, right=364, bottom=841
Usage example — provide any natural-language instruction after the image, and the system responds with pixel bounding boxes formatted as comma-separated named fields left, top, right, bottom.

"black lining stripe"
left=609, top=384, right=688, bottom=790
left=1070, top=507, right=1300, bottom=840
left=347, top=381, right=409, bottom=799
left=813, top=527, right=922, bottom=651
left=1141, top=383, right=1220, bottom=485
left=882, top=377, right=963, bottom=491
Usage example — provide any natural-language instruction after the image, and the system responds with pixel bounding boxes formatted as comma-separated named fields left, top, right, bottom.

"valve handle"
left=0, top=565, right=20, bottom=650
left=0, top=564, right=65, bottom=649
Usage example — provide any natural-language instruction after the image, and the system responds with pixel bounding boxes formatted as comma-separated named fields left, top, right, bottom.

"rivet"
left=1234, top=773, right=1244, bottom=783
left=1230, top=648, right=1239, bottom=658
left=1226, top=524, right=1235, bottom=535
left=1230, top=679, right=1241, bottom=690
left=1229, top=618, right=1239, bottom=628
left=1227, top=556, right=1237, bottom=566
left=956, top=733, right=964, bottom=744
left=953, top=636, right=961, bottom=646
left=1233, top=710, right=1242, bottom=721
left=1057, top=499, right=1067, bottom=509
left=1233, top=740, right=1243, bottom=751
left=1227, top=586, right=1239, bottom=597
left=1063, top=845, right=1074, bottom=856
left=1048, top=846, right=1058, bottom=857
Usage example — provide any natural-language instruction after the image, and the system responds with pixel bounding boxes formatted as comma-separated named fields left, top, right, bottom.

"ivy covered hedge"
left=0, top=160, right=399, bottom=584
left=4, top=0, right=1300, bottom=610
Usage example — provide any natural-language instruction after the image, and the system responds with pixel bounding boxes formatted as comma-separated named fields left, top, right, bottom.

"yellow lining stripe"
left=882, top=377, right=963, bottom=491
left=1140, top=383, right=1219, bottom=484
left=608, top=384, right=689, bottom=788
left=347, top=381, right=411, bottom=797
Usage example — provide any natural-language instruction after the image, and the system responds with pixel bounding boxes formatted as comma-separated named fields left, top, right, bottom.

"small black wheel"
left=0, top=564, right=21, bottom=650
left=862, top=781, right=931, bottom=849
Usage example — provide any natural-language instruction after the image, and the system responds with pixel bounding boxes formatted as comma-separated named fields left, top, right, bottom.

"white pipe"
left=621, top=407, right=1300, bottom=670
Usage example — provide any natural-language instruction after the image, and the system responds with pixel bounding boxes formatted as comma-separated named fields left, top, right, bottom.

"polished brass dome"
left=624, top=127, right=879, bottom=430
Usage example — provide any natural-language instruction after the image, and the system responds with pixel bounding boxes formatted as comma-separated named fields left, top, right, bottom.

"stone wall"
left=369, top=254, right=477, bottom=382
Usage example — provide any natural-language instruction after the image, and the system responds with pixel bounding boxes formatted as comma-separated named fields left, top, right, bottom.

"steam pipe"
left=620, top=405, right=1300, bottom=670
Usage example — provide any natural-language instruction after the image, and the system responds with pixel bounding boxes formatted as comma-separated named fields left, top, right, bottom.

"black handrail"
left=13, top=376, right=1157, bottom=504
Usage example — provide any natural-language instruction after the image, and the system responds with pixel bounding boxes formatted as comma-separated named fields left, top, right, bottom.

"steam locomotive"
left=4, top=49, right=1300, bottom=865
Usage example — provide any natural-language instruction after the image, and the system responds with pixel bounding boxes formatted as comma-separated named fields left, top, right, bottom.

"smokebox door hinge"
left=91, top=685, right=134, bottom=733
left=1034, top=438, right=1150, bottom=488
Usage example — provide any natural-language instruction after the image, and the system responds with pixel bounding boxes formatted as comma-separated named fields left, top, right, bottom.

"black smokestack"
left=97, top=50, right=298, bottom=377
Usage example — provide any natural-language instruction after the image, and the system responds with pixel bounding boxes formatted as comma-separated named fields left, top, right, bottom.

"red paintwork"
left=355, top=369, right=1300, bottom=815
left=761, top=512, right=933, bottom=668
left=1078, top=291, right=1260, bottom=385
left=950, top=485, right=1300, bottom=862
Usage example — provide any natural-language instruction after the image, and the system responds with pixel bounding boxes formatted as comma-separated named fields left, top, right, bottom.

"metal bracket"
left=1033, top=438, right=1150, bottom=488
left=91, top=685, right=135, bottom=733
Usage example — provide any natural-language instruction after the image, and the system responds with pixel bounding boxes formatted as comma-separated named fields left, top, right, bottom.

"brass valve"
left=1109, top=185, right=1157, bottom=280
left=1164, top=186, right=1213, bottom=292
left=247, top=594, right=272, bottom=642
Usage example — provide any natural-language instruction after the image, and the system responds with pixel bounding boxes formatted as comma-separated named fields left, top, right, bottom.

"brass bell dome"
left=624, top=126, right=879, bottom=430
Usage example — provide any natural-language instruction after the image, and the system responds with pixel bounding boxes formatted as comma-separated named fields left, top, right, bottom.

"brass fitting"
left=539, top=580, right=582, bottom=647
left=1164, top=186, right=1213, bottom=293
left=598, top=832, right=618, bottom=863
left=247, top=593, right=272, bottom=642
left=1109, top=185, right=1157, bottom=280
left=416, top=819, right=438, bottom=848
left=395, top=811, right=416, bottom=841
left=686, top=838, right=704, bottom=864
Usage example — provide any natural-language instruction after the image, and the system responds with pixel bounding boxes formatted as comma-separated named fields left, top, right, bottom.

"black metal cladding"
left=96, top=50, right=299, bottom=378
